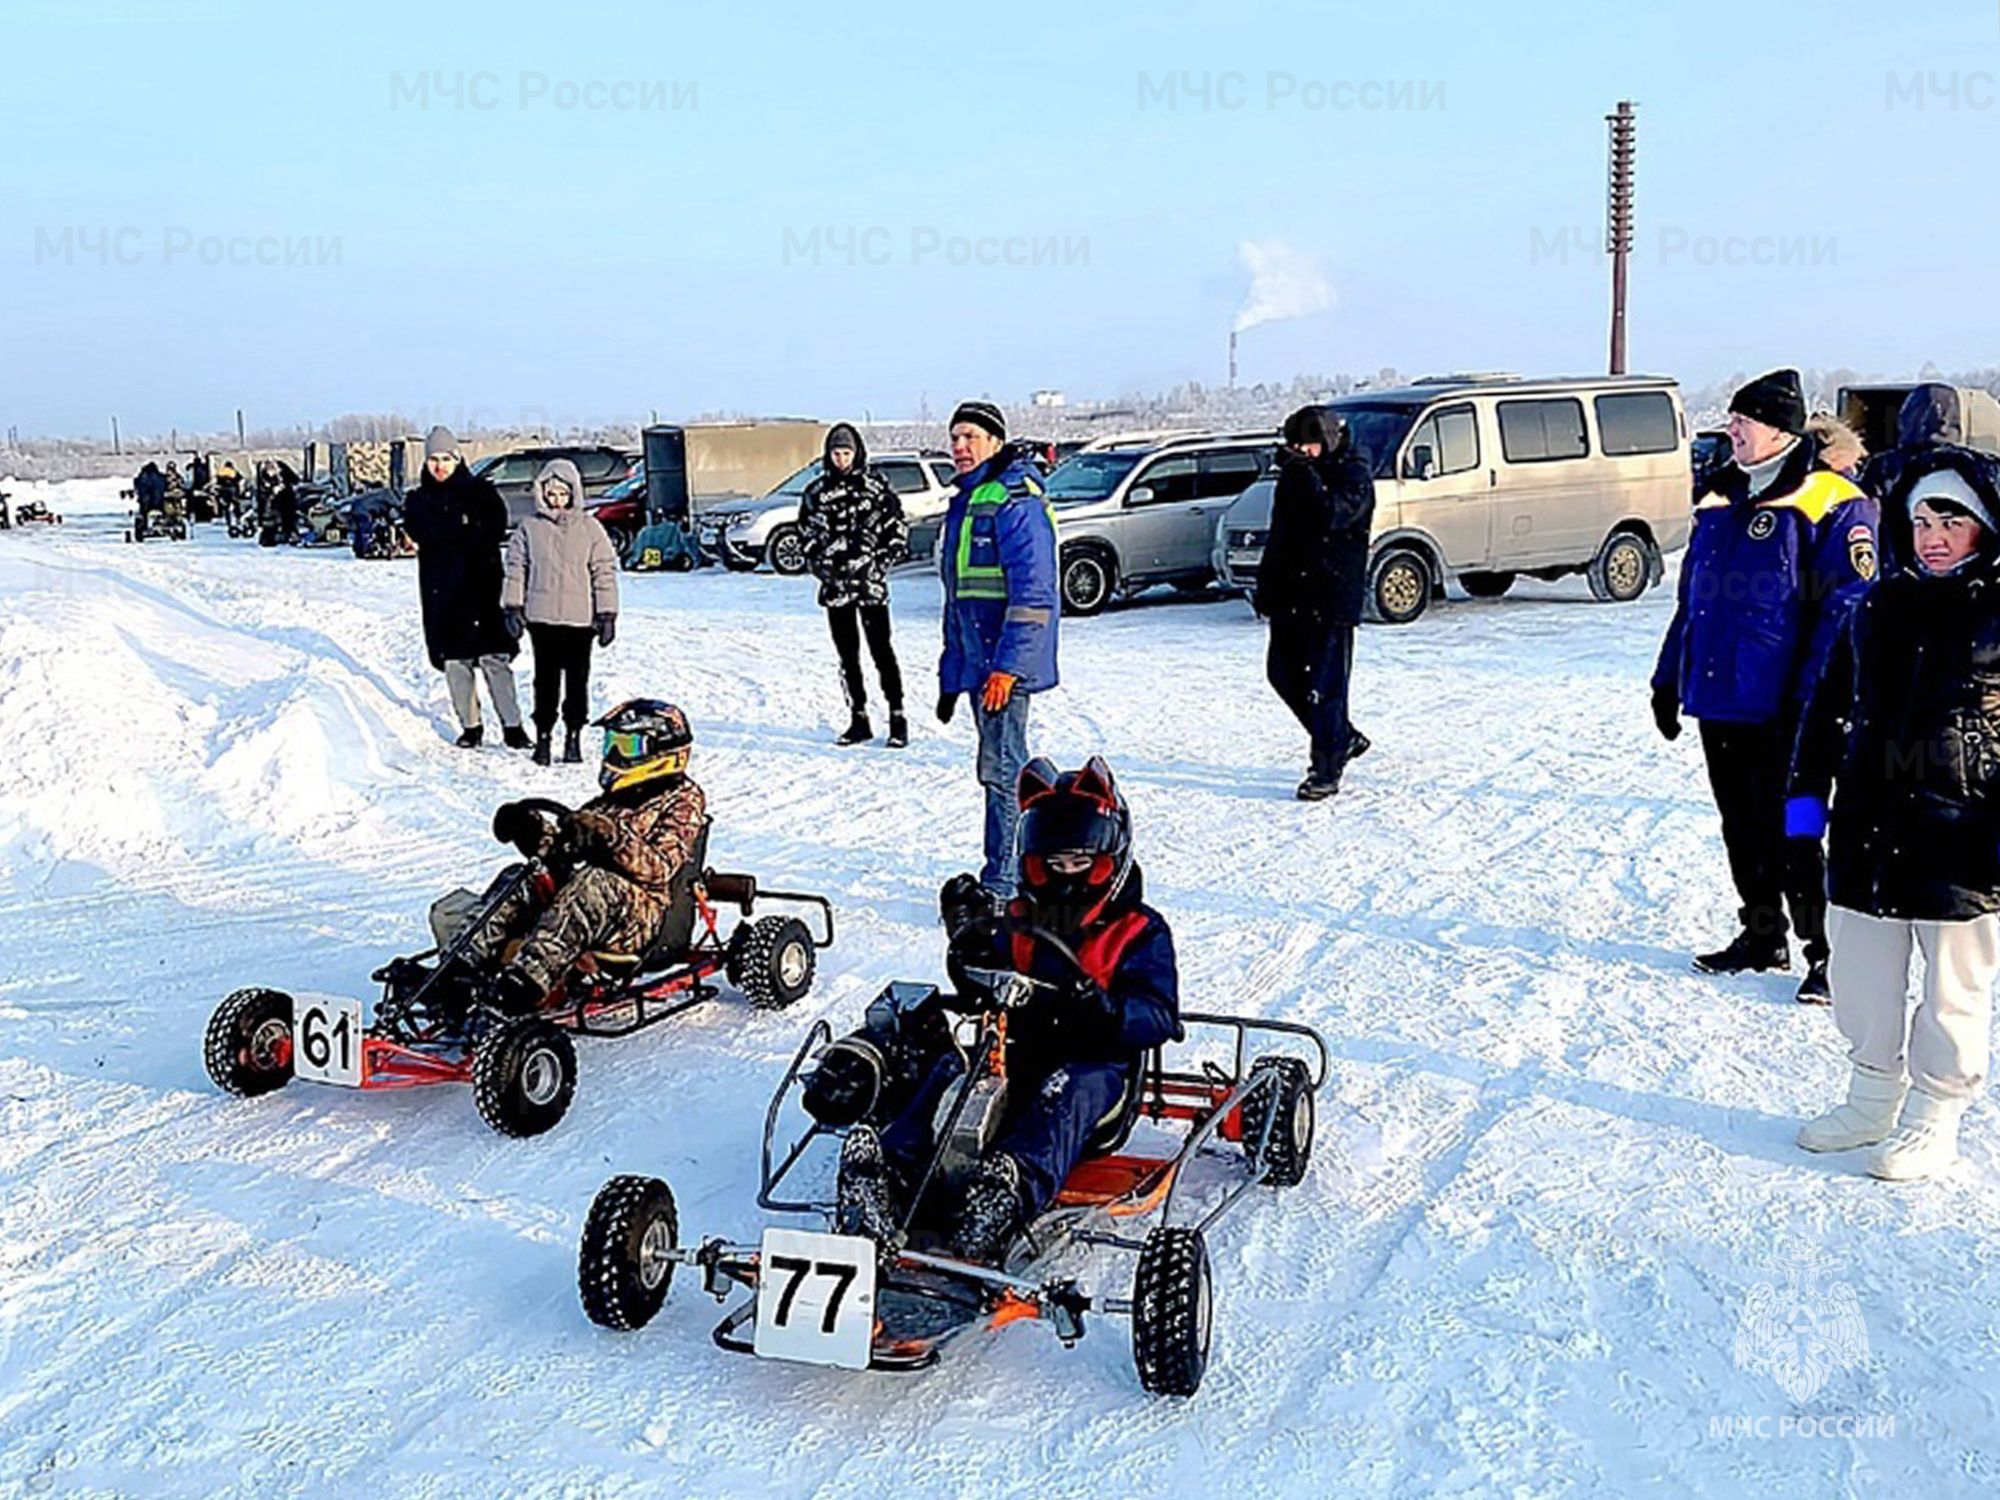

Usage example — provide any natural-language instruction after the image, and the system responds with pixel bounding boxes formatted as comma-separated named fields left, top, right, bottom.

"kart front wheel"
left=472, top=1015, right=577, bottom=1137
left=1240, top=1056, right=1315, bottom=1188
left=1132, top=1224, right=1213, bottom=1396
left=578, top=1174, right=680, bottom=1330
left=736, top=916, right=815, bottom=1009
left=204, top=987, right=295, bottom=1097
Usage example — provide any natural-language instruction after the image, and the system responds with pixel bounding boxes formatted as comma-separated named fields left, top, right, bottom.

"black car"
left=472, top=446, right=637, bottom=525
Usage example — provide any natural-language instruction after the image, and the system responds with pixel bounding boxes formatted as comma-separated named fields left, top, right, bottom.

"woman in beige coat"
left=503, top=459, right=620, bottom=764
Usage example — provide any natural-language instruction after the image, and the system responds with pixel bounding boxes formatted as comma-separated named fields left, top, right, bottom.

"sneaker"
left=1692, top=930, right=1790, bottom=975
left=454, top=725, right=484, bottom=749
left=951, top=1153, right=1026, bottom=1265
left=836, top=713, right=874, bottom=746
left=1795, top=960, right=1831, bottom=1005
left=1295, top=774, right=1341, bottom=802
left=1345, top=729, right=1372, bottom=763
left=836, top=1126, right=906, bottom=1260
left=501, top=724, right=533, bottom=751
left=532, top=732, right=552, bottom=767
left=561, top=728, right=583, bottom=764
left=886, top=713, right=909, bottom=749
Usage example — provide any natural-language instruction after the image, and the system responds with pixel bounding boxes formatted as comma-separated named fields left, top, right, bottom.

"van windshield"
left=1045, top=451, right=1144, bottom=506
left=1327, top=402, right=1424, bottom=479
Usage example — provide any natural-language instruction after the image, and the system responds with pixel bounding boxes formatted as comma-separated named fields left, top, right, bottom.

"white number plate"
left=292, top=994, right=365, bottom=1087
left=752, top=1228, right=877, bottom=1370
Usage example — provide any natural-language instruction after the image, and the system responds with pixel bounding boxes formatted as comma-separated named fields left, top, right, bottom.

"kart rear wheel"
left=578, top=1173, right=679, bottom=1330
left=1133, top=1224, right=1213, bottom=1396
left=737, top=916, right=815, bottom=1009
left=204, top=987, right=295, bottom=1097
left=1241, top=1055, right=1315, bottom=1189
left=472, top=1015, right=577, bottom=1137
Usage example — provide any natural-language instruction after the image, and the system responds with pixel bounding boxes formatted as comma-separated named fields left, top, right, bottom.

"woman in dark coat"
left=1788, top=445, right=2000, bottom=1180
left=402, top=426, right=528, bottom=750
left=798, top=422, right=909, bottom=746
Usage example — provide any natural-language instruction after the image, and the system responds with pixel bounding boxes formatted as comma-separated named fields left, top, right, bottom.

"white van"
left=1216, top=373, right=1693, bottom=623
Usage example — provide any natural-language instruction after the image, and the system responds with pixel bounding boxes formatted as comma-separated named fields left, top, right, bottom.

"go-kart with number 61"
left=577, top=931, right=1328, bottom=1396
left=201, top=780, right=828, bottom=1144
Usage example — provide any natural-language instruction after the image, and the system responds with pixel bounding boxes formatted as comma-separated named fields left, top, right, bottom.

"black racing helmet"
left=1015, top=755, right=1133, bottom=936
left=596, top=698, right=692, bottom=793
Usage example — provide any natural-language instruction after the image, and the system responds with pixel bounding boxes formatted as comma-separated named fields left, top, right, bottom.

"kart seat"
left=1083, top=1049, right=1159, bottom=1156
left=587, top=820, right=711, bottom=975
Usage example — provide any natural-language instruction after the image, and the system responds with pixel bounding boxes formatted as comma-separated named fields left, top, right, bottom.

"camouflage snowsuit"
left=432, top=777, right=708, bottom=999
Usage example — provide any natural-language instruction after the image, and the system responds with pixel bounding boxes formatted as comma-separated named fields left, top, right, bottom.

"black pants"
left=827, top=603, right=903, bottom=716
left=1698, top=716, right=1828, bottom=963
left=1266, top=614, right=1355, bottom=780
left=528, top=623, right=595, bottom=733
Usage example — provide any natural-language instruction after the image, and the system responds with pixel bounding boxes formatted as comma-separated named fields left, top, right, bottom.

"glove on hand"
left=594, top=612, right=616, bottom=648
left=936, top=690, right=959, bottom=725
left=564, top=808, right=619, bottom=865
left=1052, top=973, right=1119, bottom=1043
left=491, top=800, right=549, bottom=858
left=981, top=671, right=1017, bottom=714
left=502, top=606, right=526, bottom=640
left=1651, top=685, right=1682, bottom=742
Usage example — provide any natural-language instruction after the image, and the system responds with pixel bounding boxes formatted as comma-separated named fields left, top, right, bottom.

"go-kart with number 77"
left=577, top=935, right=1329, bottom=1395
left=202, top=797, right=834, bottom=1137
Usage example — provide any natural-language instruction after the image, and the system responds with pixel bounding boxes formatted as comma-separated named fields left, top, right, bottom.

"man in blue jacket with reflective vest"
left=1652, top=368, right=1880, bottom=1002
left=936, top=400, right=1059, bottom=904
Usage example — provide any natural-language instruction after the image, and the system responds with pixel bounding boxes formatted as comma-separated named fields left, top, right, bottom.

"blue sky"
left=3, top=0, right=1998, bottom=437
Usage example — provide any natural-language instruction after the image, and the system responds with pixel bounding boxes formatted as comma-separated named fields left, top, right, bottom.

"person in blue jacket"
left=936, top=400, right=1059, bottom=903
left=836, top=756, right=1182, bottom=1264
left=1651, top=369, right=1880, bottom=1002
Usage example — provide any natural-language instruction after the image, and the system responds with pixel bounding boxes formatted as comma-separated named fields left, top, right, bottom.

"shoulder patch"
left=1848, top=524, right=1878, bottom=581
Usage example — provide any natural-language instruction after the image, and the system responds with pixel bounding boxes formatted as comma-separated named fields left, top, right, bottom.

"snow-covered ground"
left=2, top=477, right=1995, bottom=1499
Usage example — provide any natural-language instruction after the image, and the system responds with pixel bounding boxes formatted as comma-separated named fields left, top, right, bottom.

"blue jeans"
left=974, top=692, right=1032, bottom=896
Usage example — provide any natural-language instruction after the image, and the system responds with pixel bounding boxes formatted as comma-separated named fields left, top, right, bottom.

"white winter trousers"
left=443, top=654, right=521, bottom=731
left=1826, top=904, right=2000, bottom=1099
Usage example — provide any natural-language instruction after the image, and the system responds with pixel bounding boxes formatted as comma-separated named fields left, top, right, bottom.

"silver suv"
left=700, top=452, right=958, bottom=574
left=1045, top=432, right=1276, bottom=615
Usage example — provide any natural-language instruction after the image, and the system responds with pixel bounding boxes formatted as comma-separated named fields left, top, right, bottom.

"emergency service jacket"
left=938, top=452, right=1059, bottom=694
left=1652, top=440, right=1879, bottom=724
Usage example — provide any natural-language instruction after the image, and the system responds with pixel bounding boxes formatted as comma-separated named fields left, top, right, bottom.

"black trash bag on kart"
left=803, top=982, right=957, bottom=1129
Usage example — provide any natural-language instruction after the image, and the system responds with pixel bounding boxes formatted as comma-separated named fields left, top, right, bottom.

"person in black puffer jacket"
left=1787, top=445, right=2000, bottom=1182
left=403, top=425, right=528, bottom=751
left=799, top=421, right=910, bottom=747
left=1255, top=406, right=1377, bottom=801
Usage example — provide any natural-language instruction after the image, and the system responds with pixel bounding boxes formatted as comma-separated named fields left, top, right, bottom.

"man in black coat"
left=1255, top=406, right=1377, bottom=801
left=403, top=426, right=528, bottom=750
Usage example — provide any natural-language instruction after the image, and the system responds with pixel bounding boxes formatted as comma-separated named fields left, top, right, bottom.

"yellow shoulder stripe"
left=1760, top=471, right=1863, bottom=525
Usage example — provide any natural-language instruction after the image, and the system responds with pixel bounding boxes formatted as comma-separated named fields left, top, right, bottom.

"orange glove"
left=981, top=671, right=1017, bottom=713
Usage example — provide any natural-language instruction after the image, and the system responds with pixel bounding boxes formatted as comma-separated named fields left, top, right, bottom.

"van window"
left=1405, top=405, right=1479, bottom=478
left=1195, top=450, right=1265, bottom=500
left=1498, top=399, right=1589, bottom=463
left=1594, top=392, right=1679, bottom=456
left=1131, top=456, right=1199, bottom=505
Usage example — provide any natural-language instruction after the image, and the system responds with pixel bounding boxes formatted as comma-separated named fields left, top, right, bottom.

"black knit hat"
left=950, top=400, right=1007, bottom=441
left=1282, top=405, right=1329, bottom=449
left=1729, top=369, right=1808, bottom=437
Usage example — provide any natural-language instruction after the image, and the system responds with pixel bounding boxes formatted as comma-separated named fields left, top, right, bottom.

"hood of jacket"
left=533, top=458, right=588, bottom=523
left=822, top=422, right=868, bottom=476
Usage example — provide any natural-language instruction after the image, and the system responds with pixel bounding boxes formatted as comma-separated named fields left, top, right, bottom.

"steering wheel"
left=491, top=797, right=575, bottom=860
left=945, top=916, right=1090, bottom=1012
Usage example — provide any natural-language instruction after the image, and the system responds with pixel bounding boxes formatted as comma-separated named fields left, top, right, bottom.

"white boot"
left=1797, top=1067, right=1908, bottom=1153
left=1866, top=1087, right=1968, bottom=1182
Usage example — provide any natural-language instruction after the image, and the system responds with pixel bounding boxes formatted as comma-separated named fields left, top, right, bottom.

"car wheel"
left=578, top=1173, right=679, bottom=1331
left=1458, top=571, right=1515, bottom=599
left=1132, top=1225, right=1213, bottom=1396
left=1369, top=548, right=1431, bottom=625
left=1060, top=547, right=1116, bottom=616
left=603, top=523, right=632, bottom=560
left=768, top=525, right=809, bottom=575
left=1588, top=532, right=1654, bottom=603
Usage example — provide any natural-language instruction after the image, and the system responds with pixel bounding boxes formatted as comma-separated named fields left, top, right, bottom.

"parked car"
left=472, top=446, right=637, bottom=525
left=700, top=452, right=958, bottom=574
left=1690, top=428, right=1732, bottom=498
left=1212, top=373, right=1692, bottom=625
left=585, top=469, right=649, bottom=560
left=1045, top=433, right=1277, bottom=615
